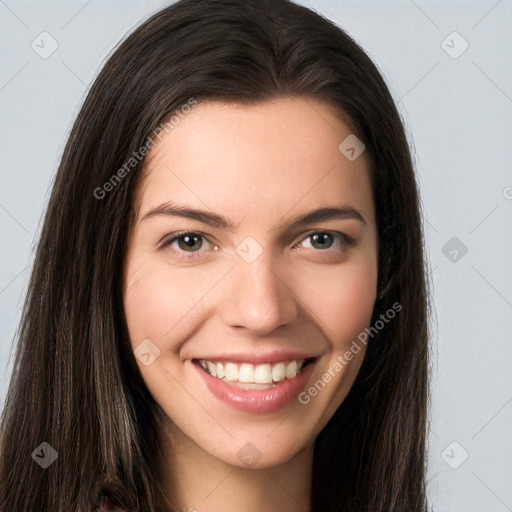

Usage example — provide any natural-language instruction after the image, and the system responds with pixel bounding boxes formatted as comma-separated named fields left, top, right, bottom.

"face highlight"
left=123, top=97, right=378, bottom=470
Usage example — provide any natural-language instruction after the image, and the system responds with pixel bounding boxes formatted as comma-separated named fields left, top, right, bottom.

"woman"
left=0, top=0, right=432, bottom=510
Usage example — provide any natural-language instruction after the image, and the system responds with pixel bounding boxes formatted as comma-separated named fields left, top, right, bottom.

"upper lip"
left=191, top=350, right=320, bottom=365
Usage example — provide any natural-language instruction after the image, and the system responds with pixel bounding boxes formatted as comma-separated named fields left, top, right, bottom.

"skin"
left=123, top=97, right=378, bottom=512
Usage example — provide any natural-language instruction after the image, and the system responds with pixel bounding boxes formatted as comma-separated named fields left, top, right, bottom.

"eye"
left=159, top=229, right=354, bottom=262
left=159, top=231, right=218, bottom=261
left=294, top=231, right=353, bottom=252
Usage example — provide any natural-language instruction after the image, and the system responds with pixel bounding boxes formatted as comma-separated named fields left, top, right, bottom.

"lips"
left=193, top=356, right=317, bottom=413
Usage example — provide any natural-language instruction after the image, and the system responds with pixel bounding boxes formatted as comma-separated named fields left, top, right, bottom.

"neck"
left=156, top=418, right=314, bottom=512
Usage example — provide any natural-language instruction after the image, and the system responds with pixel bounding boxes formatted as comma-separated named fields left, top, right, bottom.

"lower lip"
left=194, top=361, right=316, bottom=414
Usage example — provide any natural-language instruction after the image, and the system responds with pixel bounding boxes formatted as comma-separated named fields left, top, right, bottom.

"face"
left=123, top=97, right=378, bottom=469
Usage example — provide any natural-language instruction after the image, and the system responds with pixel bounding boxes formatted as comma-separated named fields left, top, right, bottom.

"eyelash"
left=159, top=230, right=355, bottom=261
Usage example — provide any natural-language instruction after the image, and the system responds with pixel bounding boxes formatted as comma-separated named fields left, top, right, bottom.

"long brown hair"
left=0, top=0, right=432, bottom=510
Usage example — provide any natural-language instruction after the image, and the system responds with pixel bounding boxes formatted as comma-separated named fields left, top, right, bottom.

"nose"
left=220, top=251, right=298, bottom=335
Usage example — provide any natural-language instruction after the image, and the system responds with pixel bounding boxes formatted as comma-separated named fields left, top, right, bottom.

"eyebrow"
left=140, top=201, right=367, bottom=232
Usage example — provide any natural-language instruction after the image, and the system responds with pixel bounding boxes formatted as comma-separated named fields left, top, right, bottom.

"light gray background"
left=1, top=1, right=511, bottom=510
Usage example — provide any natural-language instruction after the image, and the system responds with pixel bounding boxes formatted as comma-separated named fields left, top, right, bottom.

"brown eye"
left=175, top=233, right=204, bottom=252
left=160, top=231, right=218, bottom=261
left=309, top=232, right=335, bottom=250
left=297, top=231, right=351, bottom=252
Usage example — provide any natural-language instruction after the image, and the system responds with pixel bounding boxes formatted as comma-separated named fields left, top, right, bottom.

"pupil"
left=311, top=233, right=332, bottom=249
left=179, top=234, right=202, bottom=251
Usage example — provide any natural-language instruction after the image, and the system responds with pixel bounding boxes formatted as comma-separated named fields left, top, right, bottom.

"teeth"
left=272, top=362, right=285, bottom=382
left=225, top=362, right=238, bottom=382
left=238, top=363, right=255, bottom=383
left=254, top=363, right=272, bottom=384
left=206, top=361, right=217, bottom=377
left=198, top=358, right=308, bottom=384
left=285, top=360, right=298, bottom=378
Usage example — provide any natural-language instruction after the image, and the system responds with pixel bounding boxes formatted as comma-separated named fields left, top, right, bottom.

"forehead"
left=135, top=97, right=374, bottom=228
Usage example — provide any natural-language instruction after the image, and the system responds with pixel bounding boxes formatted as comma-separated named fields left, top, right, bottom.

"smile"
left=193, top=357, right=317, bottom=413
left=197, top=358, right=310, bottom=386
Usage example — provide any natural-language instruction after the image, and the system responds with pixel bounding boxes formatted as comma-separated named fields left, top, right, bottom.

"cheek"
left=298, top=258, right=377, bottom=350
left=123, top=259, right=186, bottom=347
left=123, top=257, right=226, bottom=349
